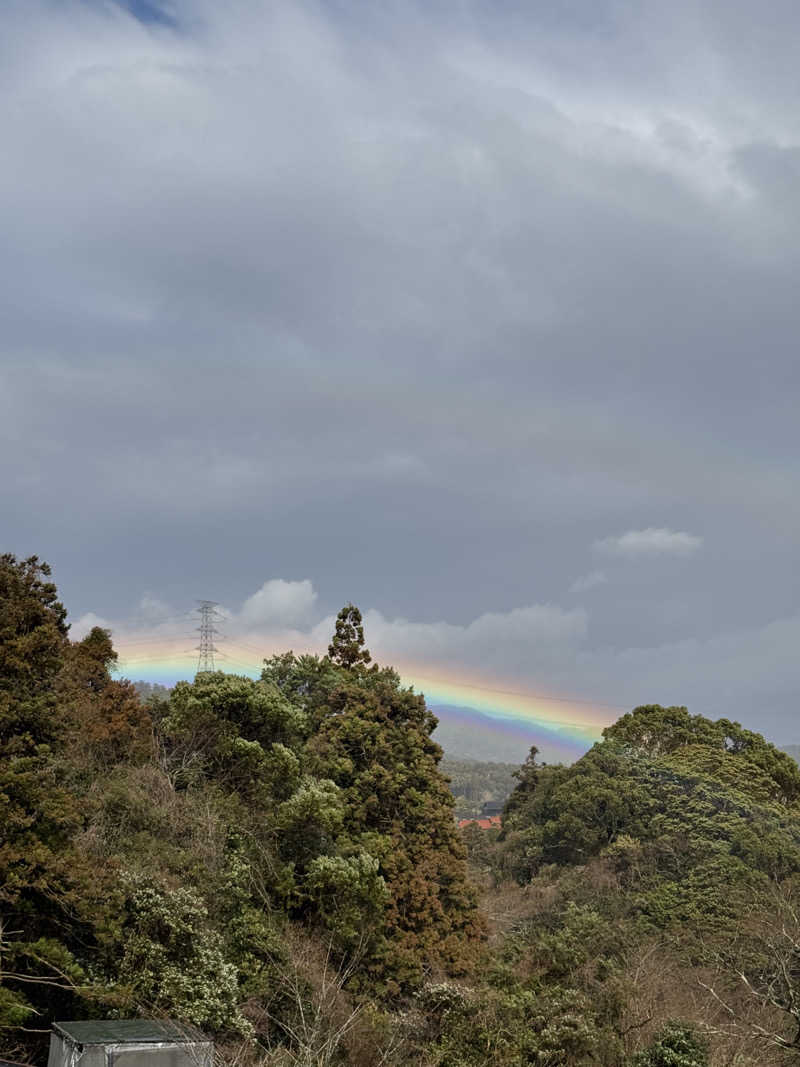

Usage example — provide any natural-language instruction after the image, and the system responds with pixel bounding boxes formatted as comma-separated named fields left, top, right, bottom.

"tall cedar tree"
left=301, top=605, right=484, bottom=990
left=328, top=603, right=372, bottom=669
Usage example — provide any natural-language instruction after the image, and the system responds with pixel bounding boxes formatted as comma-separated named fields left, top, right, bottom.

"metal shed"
left=47, top=1021, right=213, bottom=1067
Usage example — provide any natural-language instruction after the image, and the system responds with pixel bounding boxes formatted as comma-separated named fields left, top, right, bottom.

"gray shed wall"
left=47, top=1033, right=212, bottom=1067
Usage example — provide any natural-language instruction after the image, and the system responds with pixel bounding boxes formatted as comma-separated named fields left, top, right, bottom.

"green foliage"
left=262, top=642, right=485, bottom=990
left=301, top=663, right=485, bottom=988
left=501, top=707, right=800, bottom=916
left=0, top=986, right=33, bottom=1028
left=57, top=627, right=153, bottom=777
left=631, top=1022, right=709, bottom=1066
left=502, top=745, right=539, bottom=822
left=163, top=671, right=306, bottom=794
left=305, top=851, right=387, bottom=949
left=327, top=602, right=372, bottom=669
left=112, top=874, right=249, bottom=1034
left=604, top=704, right=800, bottom=806
left=0, top=554, right=88, bottom=1040
left=415, top=979, right=617, bottom=1066
left=0, top=553, right=67, bottom=712
left=8, top=562, right=798, bottom=1066
left=489, top=706, right=800, bottom=1064
left=274, top=776, right=345, bottom=867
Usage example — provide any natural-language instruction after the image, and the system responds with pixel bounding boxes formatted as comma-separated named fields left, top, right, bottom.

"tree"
left=328, top=604, right=372, bottom=670
left=266, top=611, right=487, bottom=991
left=502, top=744, right=539, bottom=822
left=310, top=615, right=484, bottom=990
left=0, top=553, right=67, bottom=743
left=698, top=880, right=800, bottom=1056
left=162, top=671, right=306, bottom=797
left=111, top=874, right=248, bottom=1034
left=56, top=627, right=153, bottom=776
left=631, top=1022, right=709, bottom=1066
left=0, top=555, right=88, bottom=1044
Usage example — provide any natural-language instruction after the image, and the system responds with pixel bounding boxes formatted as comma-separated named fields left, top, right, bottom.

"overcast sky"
left=3, top=0, right=800, bottom=744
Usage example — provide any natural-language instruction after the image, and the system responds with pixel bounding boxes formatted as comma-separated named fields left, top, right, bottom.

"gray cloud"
left=593, top=528, right=703, bottom=557
left=569, top=570, right=608, bottom=593
left=4, top=0, right=800, bottom=749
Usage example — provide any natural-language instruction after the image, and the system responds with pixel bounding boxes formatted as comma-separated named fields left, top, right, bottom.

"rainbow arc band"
left=114, top=638, right=614, bottom=760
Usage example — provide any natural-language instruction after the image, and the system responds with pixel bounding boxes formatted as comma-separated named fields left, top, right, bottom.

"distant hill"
left=431, top=704, right=561, bottom=763
left=131, top=680, right=171, bottom=701
left=440, top=757, right=519, bottom=819
left=782, top=744, right=800, bottom=763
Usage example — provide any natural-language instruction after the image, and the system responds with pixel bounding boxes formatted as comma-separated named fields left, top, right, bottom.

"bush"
left=631, top=1021, right=709, bottom=1066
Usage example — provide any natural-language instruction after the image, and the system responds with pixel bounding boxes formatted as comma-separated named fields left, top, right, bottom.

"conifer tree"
left=0, top=555, right=85, bottom=1039
left=328, top=603, right=372, bottom=669
left=307, top=608, right=483, bottom=990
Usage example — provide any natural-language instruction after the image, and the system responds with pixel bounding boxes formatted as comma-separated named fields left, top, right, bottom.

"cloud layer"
left=4, top=0, right=800, bottom=747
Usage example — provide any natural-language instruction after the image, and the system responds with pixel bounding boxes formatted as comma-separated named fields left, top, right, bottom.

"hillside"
left=0, top=556, right=482, bottom=1065
left=470, top=706, right=800, bottom=1064
left=4, top=553, right=800, bottom=1065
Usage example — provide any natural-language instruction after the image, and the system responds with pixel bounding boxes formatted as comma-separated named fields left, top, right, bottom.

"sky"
left=3, top=0, right=800, bottom=759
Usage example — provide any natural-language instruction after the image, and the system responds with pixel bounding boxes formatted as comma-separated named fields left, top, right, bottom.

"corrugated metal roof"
left=53, top=1021, right=209, bottom=1046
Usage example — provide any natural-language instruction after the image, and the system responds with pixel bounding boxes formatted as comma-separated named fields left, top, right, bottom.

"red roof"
left=458, top=815, right=501, bottom=830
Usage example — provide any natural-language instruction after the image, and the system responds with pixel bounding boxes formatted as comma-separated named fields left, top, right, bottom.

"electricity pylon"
left=195, top=600, right=222, bottom=675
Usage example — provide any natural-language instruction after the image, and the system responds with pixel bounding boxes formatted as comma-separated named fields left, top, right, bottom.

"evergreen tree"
left=502, top=743, right=539, bottom=821
left=0, top=555, right=87, bottom=1041
left=287, top=606, right=485, bottom=990
left=265, top=652, right=486, bottom=990
left=0, top=553, right=67, bottom=734
left=57, top=627, right=153, bottom=777
left=328, top=603, right=372, bottom=669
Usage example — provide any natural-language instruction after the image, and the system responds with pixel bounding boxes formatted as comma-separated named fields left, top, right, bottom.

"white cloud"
left=306, top=601, right=588, bottom=678
left=138, top=593, right=172, bottom=620
left=239, top=578, right=318, bottom=629
left=569, top=570, right=608, bottom=593
left=70, top=611, right=113, bottom=639
left=593, top=527, right=703, bottom=557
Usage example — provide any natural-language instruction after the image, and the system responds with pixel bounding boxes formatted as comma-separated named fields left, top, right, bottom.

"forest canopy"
left=3, top=553, right=800, bottom=1065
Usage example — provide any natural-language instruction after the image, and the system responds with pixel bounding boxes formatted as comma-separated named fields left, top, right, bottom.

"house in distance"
left=457, top=800, right=504, bottom=830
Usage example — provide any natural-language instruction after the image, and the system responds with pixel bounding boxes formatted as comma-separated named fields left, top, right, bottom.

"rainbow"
left=395, top=665, right=612, bottom=763
left=112, top=637, right=616, bottom=764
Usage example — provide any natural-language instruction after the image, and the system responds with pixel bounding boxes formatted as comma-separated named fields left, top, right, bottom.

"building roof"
left=53, top=1022, right=209, bottom=1046
left=458, top=815, right=501, bottom=830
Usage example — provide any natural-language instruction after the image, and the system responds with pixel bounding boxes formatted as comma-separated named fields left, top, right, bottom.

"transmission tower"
left=195, top=600, right=222, bottom=675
